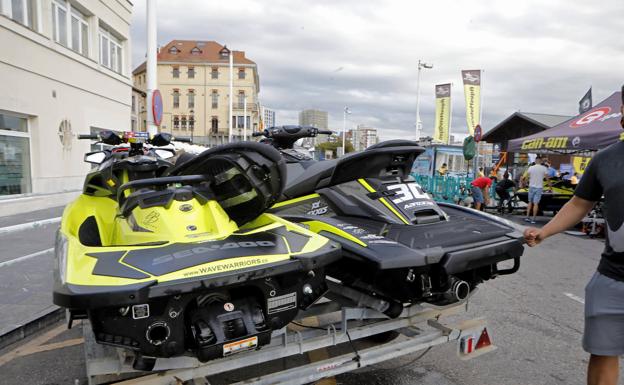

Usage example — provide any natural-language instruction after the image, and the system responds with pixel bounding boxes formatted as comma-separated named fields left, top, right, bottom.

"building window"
left=0, top=112, right=31, bottom=195
left=219, top=47, right=230, bottom=59
left=168, top=46, right=179, bottom=54
left=211, top=117, right=218, bottom=133
left=99, top=28, right=123, bottom=74
left=189, top=116, right=195, bottom=130
left=52, top=1, right=89, bottom=56
left=173, top=90, right=180, bottom=109
left=187, top=90, right=195, bottom=109
left=172, top=66, right=180, bottom=78
left=187, top=66, right=195, bottom=79
left=211, top=90, right=218, bottom=109
left=173, top=116, right=179, bottom=129
left=238, top=91, right=245, bottom=108
left=237, top=116, right=246, bottom=129
left=190, top=47, right=201, bottom=55
left=181, top=116, right=187, bottom=130
left=70, top=8, right=89, bottom=56
left=211, top=67, right=218, bottom=79
left=52, top=1, right=68, bottom=46
left=132, top=95, right=136, bottom=111
left=238, top=69, right=245, bottom=79
left=5, top=0, right=37, bottom=29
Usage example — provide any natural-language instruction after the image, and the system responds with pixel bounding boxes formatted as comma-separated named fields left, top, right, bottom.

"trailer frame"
left=84, top=289, right=493, bottom=385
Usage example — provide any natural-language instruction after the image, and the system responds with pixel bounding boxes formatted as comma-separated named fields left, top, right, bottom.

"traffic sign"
left=474, top=124, right=482, bottom=142
left=152, top=89, right=163, bottom=126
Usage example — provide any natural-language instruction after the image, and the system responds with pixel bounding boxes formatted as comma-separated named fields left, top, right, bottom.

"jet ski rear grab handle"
left=84, top=284, right=494, bottom=385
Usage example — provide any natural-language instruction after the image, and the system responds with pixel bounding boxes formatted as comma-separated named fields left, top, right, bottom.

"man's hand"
left=523, top=227, right=544, bottom=247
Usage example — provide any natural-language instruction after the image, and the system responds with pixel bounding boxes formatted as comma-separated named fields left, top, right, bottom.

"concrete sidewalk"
left=0, top=191, right=79, bottom=218
left=0, top=192, right=75, bottom=348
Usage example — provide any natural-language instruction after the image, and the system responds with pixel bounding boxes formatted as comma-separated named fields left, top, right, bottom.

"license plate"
left=223, top=336, right=258, bottom=356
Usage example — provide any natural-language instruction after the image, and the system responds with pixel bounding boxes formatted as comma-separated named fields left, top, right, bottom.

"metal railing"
left=412, top=174, right=497, bottom=205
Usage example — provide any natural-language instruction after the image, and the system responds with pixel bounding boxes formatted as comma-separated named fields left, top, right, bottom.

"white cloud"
left=131, top=0, right=624, bottom=141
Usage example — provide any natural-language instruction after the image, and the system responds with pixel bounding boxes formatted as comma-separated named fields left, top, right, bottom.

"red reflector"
left=475, top=328, right=492, bottom=350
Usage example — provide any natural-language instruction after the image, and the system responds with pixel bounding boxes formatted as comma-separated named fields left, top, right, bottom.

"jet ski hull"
left=54, top=141, right=342, bottom=368
left=271, top=172, right=524, bottom=307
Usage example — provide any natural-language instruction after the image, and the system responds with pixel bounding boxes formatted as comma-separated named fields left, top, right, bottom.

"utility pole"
left=415, top=60, right=433, bottom=141
left=146, top=0, right=158, bottom=135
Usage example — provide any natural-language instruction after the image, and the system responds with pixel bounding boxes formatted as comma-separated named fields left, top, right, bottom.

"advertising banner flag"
left=462, top=70, right=481, bottom=135
left=434, top=83, right=451, bottom=143
left=579, top=87, right=592, bottom=114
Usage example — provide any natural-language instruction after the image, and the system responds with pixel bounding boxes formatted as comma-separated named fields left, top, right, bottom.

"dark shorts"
left=496, top=188, right=510, bottom=201
left=583, top=272, right=624, bottom=356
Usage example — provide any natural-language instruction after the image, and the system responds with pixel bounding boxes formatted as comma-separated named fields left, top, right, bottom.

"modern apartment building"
left=298, top=109, right=329, bottom=147
left=351, top=125, right=379, bottom=151
left=298, top=109, right=328, bottom=130
left=132, top=40, right=260, bottom=146
left=0, top=0, right=133, bottom=196
left=261, top=106, right=275, bottom=129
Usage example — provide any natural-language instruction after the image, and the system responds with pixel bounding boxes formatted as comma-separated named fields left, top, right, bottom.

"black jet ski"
left=253, top=126, right=525, bottom=314
left=53, top=131, right=340, bottom=370
left=517, top=173, right=575, bottom=214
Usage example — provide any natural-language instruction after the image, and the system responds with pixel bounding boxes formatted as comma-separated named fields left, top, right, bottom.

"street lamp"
left=415, top=60, right=433, bottom=141
left=342, top=106, right=351, bottom=156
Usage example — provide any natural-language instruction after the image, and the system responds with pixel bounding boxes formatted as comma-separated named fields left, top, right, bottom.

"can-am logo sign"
left=570, top=107, right=619, bottom=128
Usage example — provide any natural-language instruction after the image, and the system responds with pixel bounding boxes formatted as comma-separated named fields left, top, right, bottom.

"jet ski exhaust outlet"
left=446, top=278, right=470, bottom=302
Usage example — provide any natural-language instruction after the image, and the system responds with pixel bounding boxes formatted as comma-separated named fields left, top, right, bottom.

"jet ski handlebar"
left=253, top=125, right=333, bottom=149
left=78, top=130, right=192, bottom=146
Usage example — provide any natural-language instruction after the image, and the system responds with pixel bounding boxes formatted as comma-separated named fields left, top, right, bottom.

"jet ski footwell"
left=277, top=202, right=524, bottom=306
left=82, top=283, right=496, bottom=384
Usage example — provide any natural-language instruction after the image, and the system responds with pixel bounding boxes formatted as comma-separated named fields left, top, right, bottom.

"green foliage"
left=316, top=139, right=354, bottom=156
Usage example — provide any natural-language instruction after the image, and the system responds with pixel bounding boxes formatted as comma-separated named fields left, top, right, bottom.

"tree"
left=316, top=139, right=354, bottom=158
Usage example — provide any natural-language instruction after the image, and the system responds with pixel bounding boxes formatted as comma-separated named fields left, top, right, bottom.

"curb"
left=0, top=191, right=79, bottom=218
left=0, top=306, right=64, bottom=351
left=0, top=219, right=61, bottom=235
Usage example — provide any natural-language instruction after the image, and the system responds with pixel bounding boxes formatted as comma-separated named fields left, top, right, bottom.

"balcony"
left=231, top=102, right=258, bottom=111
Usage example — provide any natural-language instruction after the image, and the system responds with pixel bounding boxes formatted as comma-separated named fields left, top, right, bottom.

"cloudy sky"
left=130, top=0, right=624, bottom=140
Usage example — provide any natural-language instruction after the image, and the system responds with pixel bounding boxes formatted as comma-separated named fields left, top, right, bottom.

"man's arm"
left=524, top=196, right=595, bottom=245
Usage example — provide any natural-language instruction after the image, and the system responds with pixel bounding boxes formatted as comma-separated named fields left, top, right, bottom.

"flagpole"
left=479, top=70, right=484, bottom=170
left=243, top=96, right=247, bottom=141
left=146, top=0, right=158, bottom=135
left=448, top=83, right=453, bottom=145
left=228, top=47, right=233, bottom=143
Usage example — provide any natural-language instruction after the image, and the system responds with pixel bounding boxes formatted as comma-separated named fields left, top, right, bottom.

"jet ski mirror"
left=84, top=151, right=107, bottom=164
left=99, top=131, right=122, bottom=145
left=154, top=149, right=175, bottom=159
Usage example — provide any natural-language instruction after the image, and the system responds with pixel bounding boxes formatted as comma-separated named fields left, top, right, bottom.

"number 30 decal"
left=387, top=183, right=428, bottom=204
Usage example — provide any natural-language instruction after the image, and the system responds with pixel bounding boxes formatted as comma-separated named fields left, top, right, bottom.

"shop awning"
left=508, top=91, right=622, bottom=153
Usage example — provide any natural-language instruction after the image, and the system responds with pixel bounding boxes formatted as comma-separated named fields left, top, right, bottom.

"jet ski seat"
left=282, top=142, right=425, bottom=199
left=283, top=160, right=338, bottom=199
left=366, top=139, right=421, bottom=150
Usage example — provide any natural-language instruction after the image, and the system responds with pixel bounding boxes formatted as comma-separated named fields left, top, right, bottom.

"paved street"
left=0, top=214, right=619, bottom=384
